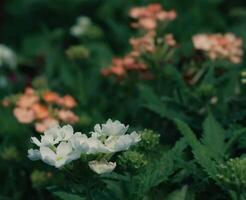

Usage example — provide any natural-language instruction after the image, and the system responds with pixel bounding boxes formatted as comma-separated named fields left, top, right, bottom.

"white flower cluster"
left=0, top=44, right=17, bottom=69
left=70, top=16, right=91, bottom=38
left=28, top=119, right=141, bottom=174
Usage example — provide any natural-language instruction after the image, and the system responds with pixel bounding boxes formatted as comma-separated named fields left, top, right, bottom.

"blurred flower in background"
left=192, top=33, right=243, bottom=64
left=0, top=44, right=17, bottom=69
left=0, top=44, right=17, bottom=88
left=3, top=87, right=79, bottom=133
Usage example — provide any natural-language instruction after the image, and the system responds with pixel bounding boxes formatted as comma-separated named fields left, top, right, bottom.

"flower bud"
left=118, top=150, right=147, bottom=171
left=137, top=129, right=160, bottom=151
left=216, top=157, right=246, bottom=191
left=66, top=45, right=90, bottom=60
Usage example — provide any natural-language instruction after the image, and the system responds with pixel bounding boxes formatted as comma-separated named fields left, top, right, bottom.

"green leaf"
left=201, top=113, right=225, bottom=160
left=174, top=119, right=218, bottom=179
left=138, top=85, right=187, bottom=120
left=166, top=185, right=194, bottom=200
left=53, top=191, right=85, bottom=200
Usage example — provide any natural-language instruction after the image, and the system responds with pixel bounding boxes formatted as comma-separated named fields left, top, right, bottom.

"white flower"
left=28, top=121, right=141, bottom=169
left=86, top=136, right=111, bottom=154
left=39, top=141, right=81, bottom=168
left=104, top=131, right=141, bottom=152
left=0, top=44, right=17, bottom=69
left=28, top=125, right=84, bottom=168
left=93, top=119, right=129, bottom=136
left=88, top=160, right=116, bottom=174
left=90, top=119, right=141, bottom=153
left=70, top=16, right=91, bottom=37
left=30, top=125, right=74, bottom=147
left=69, top=132, right=89, bottom=153
left=28, top=149, right=41, bottom=161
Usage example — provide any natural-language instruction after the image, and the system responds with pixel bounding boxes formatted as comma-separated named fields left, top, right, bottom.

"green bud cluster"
left=31, top=170, right=52, bottom=188
left=216, top=157, right=246, bottom=191
left=1, top=146, right=19, bottom=161
left=118, top=150, right=147, bottom=171
left=66, top=45, right=90, bottom=60
left=137, top=129, right=160, bottom=151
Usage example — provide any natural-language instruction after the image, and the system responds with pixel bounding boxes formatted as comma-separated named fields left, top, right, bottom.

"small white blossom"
left=0, top=44, right=17, bottom=69
left=93, top=119, right=129, bottom=136
left=90, top=119, right=141, bottom=153
left=88, top=160, right=116, bottom=174
left=69, top=132, right=89, bottom=152
left=70, top=16, right=91, bottom=37
left=39, top=141, right=80, bottom=168
left=104, top=131, right=141, bottom=152
left=28, top=149, right=41, bottom=161
left=28, top=125, right=84, bottom=168
left=30, top=125, right=74, bottom=147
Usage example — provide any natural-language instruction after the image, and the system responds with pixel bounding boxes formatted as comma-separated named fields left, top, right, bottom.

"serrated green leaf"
left=53, top=191, right=85, bottom=200
left=202, top=113, right=225, bottom=160
left=174, top=119, right=218, bottom=179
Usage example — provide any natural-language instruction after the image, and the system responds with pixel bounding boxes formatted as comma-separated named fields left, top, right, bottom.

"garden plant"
left=0, top=0, right=246, bottom=200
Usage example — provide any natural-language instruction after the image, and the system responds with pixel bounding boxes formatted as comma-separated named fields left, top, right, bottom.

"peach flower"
left=130, top=4, right=177, bottom=31
left=43, top=91, right=60, bottom=103
left=31, top=103, right=49, bottom=119
left=17, top=88, right=39, bottom=108
left=58, top=110, right=79, bottom=123
left=35, top=118, right=58, bottom=133
left=13, top=108, right=35, bottom=124
left=60, top=95, right=77, bottom=108
left=164, top=34, right=177, bottom=47
left=193, top=33, right=243, bottom=64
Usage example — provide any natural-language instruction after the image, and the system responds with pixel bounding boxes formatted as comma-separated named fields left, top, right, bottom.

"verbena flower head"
left=90, top=119, right=141, bottom=153
left=0, top=44, right=17, bottom=69
left=4, top=87, right=79, bottom=133
left=130, top=4, right=177, bottom=31
left=28, top=125, right=87, bottom=168
left=102, top=4, right=177, bottom=79
left=192, top=33, right=243, bottom=64
left=28, top=120, right=141, bottom=173
left=93, top=119, right=129, bottom=136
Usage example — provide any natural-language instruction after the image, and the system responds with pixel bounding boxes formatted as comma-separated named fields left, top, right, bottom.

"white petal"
left=41, top=134, right=55, bottom=146
left=28, top=149, right=41, bottom=161
left=94, top=124, right=102, bottom=133
left=129, top=131, right=141, bottom=143
left=87, top=137, right=110, bottom=154
left=102, top=119, right=128, bottom=136
left=60, top=125, right=74, bottom=140
left=30, top=137, right=41, bottom=146
left=40, top=146, right=56, bottom=167
left=105, top=135, right=132, bottom=152
left=89, top=160, right=116, bottom=174
left=57, top=142, right=73, bottom=157
left=55, top=157, right=68, bottom=168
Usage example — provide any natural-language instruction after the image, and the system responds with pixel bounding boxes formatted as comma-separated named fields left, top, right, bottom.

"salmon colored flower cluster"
left=192, top=33, right=243, bottom=64
left=130, top=4, right=177, bottom=31
left=101, top=55, right=147, bottom=77
left=102, top=4, right=177, bottom=78
left=4, top=87, right=79, bottom=133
